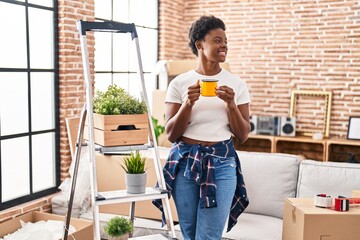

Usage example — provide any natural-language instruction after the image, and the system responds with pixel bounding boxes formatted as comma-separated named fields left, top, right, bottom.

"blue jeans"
left=172, top=156, right=237, bottom=240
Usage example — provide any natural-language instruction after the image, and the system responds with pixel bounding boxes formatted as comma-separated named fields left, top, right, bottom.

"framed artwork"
left=347, top=117, right=360, bottom=140
left=290, top=90, right=332, bottom=137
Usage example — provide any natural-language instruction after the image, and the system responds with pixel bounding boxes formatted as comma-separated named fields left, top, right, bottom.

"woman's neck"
left=195, top=65, right=221, bottom=76
left=195, top=60, right=222, bottom=76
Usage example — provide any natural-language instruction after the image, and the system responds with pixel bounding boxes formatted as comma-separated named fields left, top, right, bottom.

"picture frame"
left=347, top=117, right=360, bottom=140
left=290, top=90, right=332, bottom=137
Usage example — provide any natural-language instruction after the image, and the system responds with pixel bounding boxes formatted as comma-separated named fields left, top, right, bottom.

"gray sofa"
left=222, top=151, right=360, bottom=240
left=52, top=146, right=360, bottom=240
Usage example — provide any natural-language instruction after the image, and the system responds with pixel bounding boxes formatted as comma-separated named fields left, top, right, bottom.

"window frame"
left=94, top=0, right=159, bottom=95
left=0, top=0, right=60, bottom=210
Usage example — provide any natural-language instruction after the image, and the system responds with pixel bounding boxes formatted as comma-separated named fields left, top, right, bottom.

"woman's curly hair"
left=188, top=15, right=226, bottom=56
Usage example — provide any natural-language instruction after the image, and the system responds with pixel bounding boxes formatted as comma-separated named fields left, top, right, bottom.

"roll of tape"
left=334, top=197, right=349, bottom=211
left=314, top=194, right=332, bottom=208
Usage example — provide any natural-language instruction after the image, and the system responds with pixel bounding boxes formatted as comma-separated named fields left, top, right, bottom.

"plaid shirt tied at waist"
left=152, top=138, right=249, bottom=232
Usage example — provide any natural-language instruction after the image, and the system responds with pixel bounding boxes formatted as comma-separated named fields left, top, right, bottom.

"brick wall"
left=158, top=0, right=189, bottom=59
left=58, top=0, right=95, bottom=180
left=159, top=0, right=360, bottom=138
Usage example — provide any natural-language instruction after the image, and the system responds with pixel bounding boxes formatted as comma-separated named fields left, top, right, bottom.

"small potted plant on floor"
left=88, top=84, right=149, bottom=146
left=121, top=150, right=147, bottom=194
left=104, top=216, right=133, bottom=240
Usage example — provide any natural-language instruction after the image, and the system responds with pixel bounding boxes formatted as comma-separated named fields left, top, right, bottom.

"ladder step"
left=97, top=144, right=151, bottom=154
left=95, top=187, right=168, bottom=206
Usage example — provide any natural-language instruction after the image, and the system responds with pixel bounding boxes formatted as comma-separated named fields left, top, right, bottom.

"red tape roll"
left=334, top=197, right=349, bottom=211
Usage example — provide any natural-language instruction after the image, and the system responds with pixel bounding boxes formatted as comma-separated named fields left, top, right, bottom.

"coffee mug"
left=200, top=79, right=218, bottom=97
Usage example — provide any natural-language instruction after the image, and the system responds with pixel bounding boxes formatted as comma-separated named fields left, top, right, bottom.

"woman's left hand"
left=215, top=85, right=235, bottom=105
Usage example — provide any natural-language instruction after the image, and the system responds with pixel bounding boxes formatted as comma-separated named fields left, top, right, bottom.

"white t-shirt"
left=166, top=69, right=251, bottom=142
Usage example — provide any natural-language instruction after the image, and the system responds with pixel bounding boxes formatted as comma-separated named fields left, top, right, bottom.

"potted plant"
left=103, top=216, right=133, bottom=240
left=121, top=150, right=147, bottom=194
left=86, top=84, right=149, bottom=146
left=93, top=85, right=147, bottom=115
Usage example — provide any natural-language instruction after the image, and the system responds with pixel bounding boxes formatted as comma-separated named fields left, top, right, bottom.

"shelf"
left=275, top=136, right=325, bottom=144
left=274, top=136, right=326, bottom=161
left=326, top=138, right=360, bottom=146
left=239, top=135, right=360, bottom=162
left=326, top=138, right=360, bottom=162
left=95, top=187, right=168, bottom=206
left=235, top=135, right=274, bottom=153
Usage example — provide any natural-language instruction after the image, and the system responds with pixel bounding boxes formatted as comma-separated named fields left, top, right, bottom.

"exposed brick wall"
left=158, top=0, right=189, bottom=59
left=58, top=0, right=95, bottom=180
left=159, top=0, right=360, bottom=138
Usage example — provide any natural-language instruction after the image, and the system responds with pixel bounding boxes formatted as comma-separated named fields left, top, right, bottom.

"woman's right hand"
left=186, top=80, right=201, bottom=107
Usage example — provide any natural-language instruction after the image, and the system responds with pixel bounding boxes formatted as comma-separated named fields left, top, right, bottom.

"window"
left=0, top=0, right=59, bottom=210
left=94, top=0, right=158, bottom=102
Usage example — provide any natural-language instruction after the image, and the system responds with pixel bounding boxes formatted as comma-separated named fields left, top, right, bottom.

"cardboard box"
left=282, top=198, right=360, bottom=240
left=0, top=211, right=93, bottom=240
left=152, top=90, right=171, bottom=147
left=95, top=151, right=178, bottom=222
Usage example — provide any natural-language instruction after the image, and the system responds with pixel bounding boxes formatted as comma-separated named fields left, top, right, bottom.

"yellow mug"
left=200, top=79, right=218, bottom=97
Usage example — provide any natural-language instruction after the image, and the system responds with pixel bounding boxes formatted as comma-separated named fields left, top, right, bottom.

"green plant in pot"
left=93, top=84, right=147, bottom=115
left=103, top=216, right=133, bottom=240
left=121, top=150, right=147, bottom=194
left=90, top=84, right=149, bottom=147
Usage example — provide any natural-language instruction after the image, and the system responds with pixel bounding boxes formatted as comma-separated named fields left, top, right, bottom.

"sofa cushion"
left=297, top=160, right=360, bottom=198
left=222, top=213, right=282, bottom=240
left=237, top=151, right=301, bottom=219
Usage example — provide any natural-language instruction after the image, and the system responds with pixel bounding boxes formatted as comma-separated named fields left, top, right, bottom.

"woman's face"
left=198, top=28, right=227, bottom=63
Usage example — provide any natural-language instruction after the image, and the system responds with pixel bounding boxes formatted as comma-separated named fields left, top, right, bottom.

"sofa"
left=222, top=151, right=360, bottom=240
left=93, top=148, right=360, bottom=240
left=52, top=138, right=360, bottom=240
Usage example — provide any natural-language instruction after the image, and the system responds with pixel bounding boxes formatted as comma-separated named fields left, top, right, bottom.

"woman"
left=156, top=15, right=250, bottom=240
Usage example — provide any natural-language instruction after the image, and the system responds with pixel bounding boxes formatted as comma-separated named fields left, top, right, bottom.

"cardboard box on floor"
left=282, top=198, right=360, bottom=240
left=0, top=211, right=93, bottom=240
left=96, top=152, right=179, bottom=222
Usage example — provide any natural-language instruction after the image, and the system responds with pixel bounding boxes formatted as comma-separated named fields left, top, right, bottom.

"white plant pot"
left=125, top=172, right=147, bottom=194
